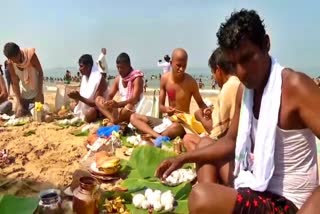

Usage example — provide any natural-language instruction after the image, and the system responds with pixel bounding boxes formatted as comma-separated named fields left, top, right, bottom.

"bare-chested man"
left=130, top=48, right=211, bottom=141
left=95, top=53, right=144, bottom=124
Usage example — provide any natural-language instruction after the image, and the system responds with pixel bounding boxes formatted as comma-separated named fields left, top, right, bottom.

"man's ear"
left=264, top=35, right=270, bottom=52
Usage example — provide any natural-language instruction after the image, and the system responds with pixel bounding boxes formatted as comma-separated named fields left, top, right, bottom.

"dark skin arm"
left=7, top=61, right=24, bottom=116
left=106, top=76, right=119, bottom=101
left=289, top=71, right=320, bottom=138
left=0, top=75, right=8, bottom=103
left=116, top=77, right=143, bottom=108
left=156, top=85, right=244, bottom=178
left=30, top=53, right=44, bottom=103
left=159, top=74, right=175, bottom=115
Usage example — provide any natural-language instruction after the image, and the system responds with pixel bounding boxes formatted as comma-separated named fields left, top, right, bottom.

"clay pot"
left=73, top=176, right=99, bottom=214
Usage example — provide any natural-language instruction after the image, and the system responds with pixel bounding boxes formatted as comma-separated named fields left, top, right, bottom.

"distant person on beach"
left=4, top=60, right=11, bottom=95
left=97, top=48, right=108, bottom=77
left=130, top=48, right=210, bottom=142
left=64, top=70, right=72, bottom=84
left=198, top=78, right=204, bottom=89
left=157, top=54, right=171, bottom=74
left=144, top=79, right=148, bottom=93
left=156, top=9, right=320, bottom=213
left=3, top=42, right=44, bottom=117
left=68, top=54, right=108, bottom=122
left=183, top=47, right=241, bottom=151
left=95, top=52, right=144, bottom=124
left=0, top=64, right=12, bottom=114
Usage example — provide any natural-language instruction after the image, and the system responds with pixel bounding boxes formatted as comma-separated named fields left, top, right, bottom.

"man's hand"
left=68, top=90, right=81, bottom=100
left=166, top=106, right=176, bottom=116
left=15, top=103, right=24, bottom=118
left=35, top=92, right=44, bottom=103
left=203, top=107, right=213, bottom=120
left=155, top=157, right=184, bottom=179
left=104, top=100, right=119, bottom=108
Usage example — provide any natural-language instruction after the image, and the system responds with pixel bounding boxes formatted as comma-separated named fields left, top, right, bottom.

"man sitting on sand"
left=95, top=53, right=144, bottom=124
left=130, top=48, right=211, bottom=142
left=3, top=42, right=44, bottom=117
left=156, top=9, right=320, bottom=213
left=0, top=65, right=12, bottom=114
left=68, top=54, right=108, bottom=122
left=183, top=47, right=241, bottom=151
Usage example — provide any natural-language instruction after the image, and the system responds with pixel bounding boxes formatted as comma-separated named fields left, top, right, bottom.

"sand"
left=0, top=89, right=217, bottom=197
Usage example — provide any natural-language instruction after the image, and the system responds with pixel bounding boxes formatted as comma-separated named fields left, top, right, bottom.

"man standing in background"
left=157, top=54, right=171, bottom=74
left=97, top=48, right=108, bottom=78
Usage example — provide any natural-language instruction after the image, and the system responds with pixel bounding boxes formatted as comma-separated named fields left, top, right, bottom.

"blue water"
left=44, top=66, right=319, bottom=90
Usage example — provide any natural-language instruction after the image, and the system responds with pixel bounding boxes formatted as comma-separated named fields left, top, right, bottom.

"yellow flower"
left=35, top=102, right=43, bottom=112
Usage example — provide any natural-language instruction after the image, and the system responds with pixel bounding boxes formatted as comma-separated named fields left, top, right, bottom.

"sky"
left=0, top=0, right=319, bottom=75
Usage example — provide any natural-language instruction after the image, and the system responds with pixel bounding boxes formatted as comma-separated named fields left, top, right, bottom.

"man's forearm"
left=12, top=84, right=22, bottom=105
left=179, top=136, right=235, bottom=164
left=79, top=96, right=96, bottom=107
left=160, top=105, right=167, bottom=113
left=38, top=72, right=43, bottom=94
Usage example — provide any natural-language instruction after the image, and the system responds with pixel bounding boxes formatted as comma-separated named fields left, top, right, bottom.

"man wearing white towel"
left=68, top=54, right=108, bottom=122
left=156, top=9, right=320, bottom=213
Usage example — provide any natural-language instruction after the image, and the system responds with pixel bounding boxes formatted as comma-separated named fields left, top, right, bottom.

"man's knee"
left=95, top=96, right=104, bottom=106
left=84, top=108, right=97, bottom=123
left=189, top=183, right=211, bottom=213
left=130, top=113, right=138, bottom=124
left=170, top=122, right=185, bottom=136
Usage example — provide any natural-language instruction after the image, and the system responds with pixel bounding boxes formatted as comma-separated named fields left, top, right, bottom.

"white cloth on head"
left=74, top=63, right=102, bottom=120
left=97, top=53, right=108, bottom=74
left=234, top=57, right=284, bottom=192
left=157, top=61, right=171, bottom=73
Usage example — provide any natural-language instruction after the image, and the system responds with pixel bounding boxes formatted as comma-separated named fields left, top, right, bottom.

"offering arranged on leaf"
left=4, top=117, right=30, bottom=126
left=104, top=196, right=130, bottom=214
left=132, top=188, right=175, bottom=212
left=162, top=168, right=196, bottom=187
left=91, top=156, right=121, bottom=176
left=56, top=117, right=83, bottom=127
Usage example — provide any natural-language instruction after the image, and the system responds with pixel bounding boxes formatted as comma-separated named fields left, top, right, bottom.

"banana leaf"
left=128, top=146, right=176, bottom=179
left=0, top=195, right=39, bottom=214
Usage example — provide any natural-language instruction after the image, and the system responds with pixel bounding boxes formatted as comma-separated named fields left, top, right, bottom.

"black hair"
left=217, top=9, right=266, bottom=50
left=3, top=42, right=21, bottom=58
left=116, top=52, right=131, bottom=65
left=164, top=55, right=170, bottom=62
left=78, top=54, right=93, bottom=67
left=208, top=47, right=234, bottom=74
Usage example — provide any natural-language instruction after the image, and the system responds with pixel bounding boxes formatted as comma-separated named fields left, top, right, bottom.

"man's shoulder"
left=282, top=68, right=311, bottom=90
left=184, top=73, right=197, bottom=83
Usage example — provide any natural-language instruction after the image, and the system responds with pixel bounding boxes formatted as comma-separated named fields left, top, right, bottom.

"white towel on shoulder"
left=74, top=63, right=102, bottom=120
left=234, top=57, right=284, bottom=191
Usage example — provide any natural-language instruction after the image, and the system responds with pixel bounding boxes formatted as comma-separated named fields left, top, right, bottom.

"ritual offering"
left=162, top=168, right=197, bottom=186
left=132, top=188, right=175, bottom=212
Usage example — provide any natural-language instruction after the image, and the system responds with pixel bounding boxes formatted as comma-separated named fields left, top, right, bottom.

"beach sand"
left=0, top=87, right=218, bottom=196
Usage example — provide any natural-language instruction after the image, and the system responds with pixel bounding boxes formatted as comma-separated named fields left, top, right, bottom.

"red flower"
left=253, top=200, right=258, bottom=207
left=237, top=194, right=243, bottom=203
left=245, top=200, right=251, bottom=207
